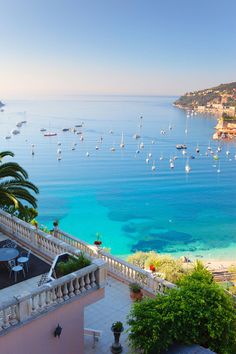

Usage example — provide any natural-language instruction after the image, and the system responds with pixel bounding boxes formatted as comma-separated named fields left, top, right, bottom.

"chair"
left=37, top=273, right=50, bottom=287
left=17, top=250, right=31, bottom=273
left=8, top=260, right=25, bottom=282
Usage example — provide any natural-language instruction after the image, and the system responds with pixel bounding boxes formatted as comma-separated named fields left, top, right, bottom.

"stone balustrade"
left=0, top=259, right=107, bottom=332
left=0, top=209, right=175, bottom=296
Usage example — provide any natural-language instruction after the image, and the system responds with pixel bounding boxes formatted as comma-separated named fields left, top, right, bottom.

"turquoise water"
left=1, top=96, right=236, bottom=260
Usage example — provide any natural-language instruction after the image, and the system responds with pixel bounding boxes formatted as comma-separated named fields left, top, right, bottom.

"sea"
left=0, top=96, right=236, bottom=261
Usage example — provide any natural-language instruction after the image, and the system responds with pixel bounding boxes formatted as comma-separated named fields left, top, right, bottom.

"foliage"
left=128, top=269, right=236, bottom=354
left=0, top=151, right=39, bottom=211
left=129, top=282, right=142, bottom=293
left=3, top=205, right=38, bottom=222
left=56, top=253, right=91, bottom=276
left=127, top=251, right=155, bottom=269
left=127, top=251, right=186, bottom=283
left=111, top=321, right=124, bottom=332
left=31, top=219, right=38, bottom=228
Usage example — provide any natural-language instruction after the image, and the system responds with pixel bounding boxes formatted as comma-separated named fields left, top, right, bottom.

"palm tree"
left=0, top=151, right=39, bottom=210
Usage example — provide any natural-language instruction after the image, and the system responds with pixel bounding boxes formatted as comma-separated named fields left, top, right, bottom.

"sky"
left=0, top=0, right=235, bottom=98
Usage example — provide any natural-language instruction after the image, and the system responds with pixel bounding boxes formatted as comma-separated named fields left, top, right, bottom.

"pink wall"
left=0, top=288, right=104, bottom=354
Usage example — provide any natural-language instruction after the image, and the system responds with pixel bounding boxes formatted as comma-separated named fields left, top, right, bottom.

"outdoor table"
left=0, top=248, right=19, bottom=263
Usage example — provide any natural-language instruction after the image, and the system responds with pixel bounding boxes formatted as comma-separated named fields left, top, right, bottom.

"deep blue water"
left=1, top=96, right=236, bottom=260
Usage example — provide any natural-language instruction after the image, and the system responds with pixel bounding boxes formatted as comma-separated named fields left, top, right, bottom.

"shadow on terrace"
left=0, top=239, right=50, bottom=290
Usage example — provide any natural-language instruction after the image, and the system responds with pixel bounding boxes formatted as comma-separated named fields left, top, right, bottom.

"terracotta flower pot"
left=130, top=290, right=143, bottom=301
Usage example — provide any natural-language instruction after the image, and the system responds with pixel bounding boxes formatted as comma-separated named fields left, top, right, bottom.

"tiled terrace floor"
left=84, top=277, right=215, bottom=354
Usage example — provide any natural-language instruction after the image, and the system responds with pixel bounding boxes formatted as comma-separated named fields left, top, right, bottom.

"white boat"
left=185, top=161, right=191, bottom=173
left=159, top=155, right=163, bottom=161
left=146, top=155, right=150, bottom=164
left=120, top=132, right=125, bottom=148
left=182, top=150, right=187, bottom=156
left=151, top=161, right=156, bottom=171
left=217, top=146, right=222, bottom=152
left=170, top=161, right=174, bottom=169
left=57, top=156, right=62, bottom=161
left=86, top=152, right=90, bottom=157
left=95, top=146, right=99, bottom=150
left=226, top=150, right=230, bottom=156
left=109, top=130, right=114, bottom=134
left=44, top=132, right=57, bottom=137
left=11, top=129, right=20, bottom=135
left=110, top=146, right=116, bottom=152
left=80, top=135, right=84, bottom=141
left=148, top=153, right=152, bottom=158
left=57, top=149, right=62, bottom=154
left=133, top=133, right=140, bottom=139
left=140, top=142, right=144, bottom=149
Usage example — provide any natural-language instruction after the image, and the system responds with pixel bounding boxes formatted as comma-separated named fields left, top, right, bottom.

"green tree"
left=128, top=268, right=236, bottom=354
left=0, top=151, right=39, bottom=211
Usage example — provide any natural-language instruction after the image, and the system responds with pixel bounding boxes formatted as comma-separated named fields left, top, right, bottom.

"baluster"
left=38, top=292, right=45, bottom=311
left=45, top=290, right=51, bottom=307
left=80, top=276, right=86, bottom=292
left=31, top=295, right=37, bottom=313
left=74, top=277, right=81, bottom=295
left=51, top=287, right=57, bottom=303
left=9, top=305, right=18, bottom=325
left=63, top=283, right=69, bottom=300
left=68, top=280, right=75, bottom=297
left=2, top=309, right=10, bottom=329
left=57, top=285, right=64, bottom=303
left=90, top=271, right=96, bottom=287
left=85, top=274, right=91, bottom=290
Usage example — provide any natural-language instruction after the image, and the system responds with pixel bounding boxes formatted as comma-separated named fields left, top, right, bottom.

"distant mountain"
left=174, top=82, right=236, bottom=109
left=0, top=101, right=4, bottom=108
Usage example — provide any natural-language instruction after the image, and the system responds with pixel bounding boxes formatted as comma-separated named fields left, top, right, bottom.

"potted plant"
left=129, top=282, right=143, bottom=301
left=94, top=232, right=102, bottom=246
left=111, top=321, right=124, bottom=353
left=53, top=219, right=59, bottom=228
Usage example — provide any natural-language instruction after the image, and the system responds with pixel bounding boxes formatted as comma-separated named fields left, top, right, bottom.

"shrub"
left=111, top=321, right=124, bottom=332
left=56, top=253, right=91, bottom=276
left=127, top=251, right=150, bottom=269
left=128, top=269, right=236, bottom=354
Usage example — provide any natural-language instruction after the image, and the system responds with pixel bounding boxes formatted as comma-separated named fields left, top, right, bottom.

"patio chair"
left=37, top=273, right=50, bottom=286
left=8, top=260, right=25, bottom=282
left=17, top=250, right=31, bottom=273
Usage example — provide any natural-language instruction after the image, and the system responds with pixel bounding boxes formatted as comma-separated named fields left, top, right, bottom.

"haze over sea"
left=1, top=96, right=236, bottom=261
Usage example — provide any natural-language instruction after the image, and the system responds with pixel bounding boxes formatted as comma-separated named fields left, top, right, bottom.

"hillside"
left=174, top=82, right=236, bottom=110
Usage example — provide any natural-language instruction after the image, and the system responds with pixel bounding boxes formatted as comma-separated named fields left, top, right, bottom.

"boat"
left=176, top=144, right=187, bottom=150
left=110, top=147, right=116, bottom=152
left=133, top=133, right=140, bottom=139
left=95, top=146, right=99, bottom=150
left=62, top=128, right=70, bottom=132
left=57, top=156, right=62, bottom=161
left=40, top=128, right=47, bottom=132
left=75, top=124, right=83, bottom=128
left=57, top=142, right=62, bottom=146
left=21, top=120, right=27, bottom=124
left=120, top=132, right=125, bottom=148
left=86, top=152, right=90, bottom=157
left=226, top=149, right=230, bottom=156
left=151, top=161, right=156, bottom=171
left=170, top=161, right=174, bottom=169
left=139, top=142, right=144, bottom=149
left=11, top=129, right=20, bottom=135
left=5, top=135, right=11, bottom=140
left=182, top=150, right=187, bottom=156
left=44, top=132, right=57, bottom=137
left=213, top=155, right=219, bottom=160
left=146, top=157, right=150, bottom=164
left=57, top=149, right=62, bottom=154
left=185, top=160, right=191, bottom=173
left=196, top=144, right=200, bottom=153
left=109, top=130, right=114, bottom=134
left=217, top=146, right=222, bottom=152
left=16, top=122, right=23, bottom=128
left=80, top=135, right=84, bottom=141
left=148, top=153, right=152, bottom=158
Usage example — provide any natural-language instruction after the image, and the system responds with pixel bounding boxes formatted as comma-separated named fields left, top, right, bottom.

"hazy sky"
left=0, top=0, right=235, bottom=98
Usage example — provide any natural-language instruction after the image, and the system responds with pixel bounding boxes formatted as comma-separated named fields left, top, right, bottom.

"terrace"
left=0, top=210, right=215, bottom=354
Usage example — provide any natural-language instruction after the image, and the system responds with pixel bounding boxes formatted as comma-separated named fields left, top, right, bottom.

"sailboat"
left=151, top=160, right=156, bottom=171
left=120, top=132, right=125, bottom=148
left=139, top=142, right=144, bottom=149
left=185, top=158, right=191, bottom=173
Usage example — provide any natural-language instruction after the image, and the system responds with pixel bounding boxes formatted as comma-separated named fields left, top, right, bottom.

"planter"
left=111, top=330, right=123, bottom=353
left=130, top=290, right=143, bottom=301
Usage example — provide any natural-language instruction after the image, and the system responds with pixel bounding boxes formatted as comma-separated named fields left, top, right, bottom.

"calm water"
left=1, top=96, right=236, bottom=260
